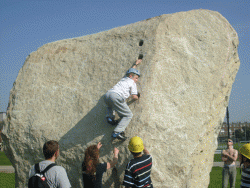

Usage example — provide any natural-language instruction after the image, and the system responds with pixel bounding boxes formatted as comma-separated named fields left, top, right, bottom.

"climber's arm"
left=132, top=59, right=142, bottom=69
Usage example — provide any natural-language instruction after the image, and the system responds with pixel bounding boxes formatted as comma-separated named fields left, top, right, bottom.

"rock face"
left=2, top=9, right=240, bottom=187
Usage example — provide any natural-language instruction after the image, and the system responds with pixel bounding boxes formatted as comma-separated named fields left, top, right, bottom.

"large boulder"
left=2, top=9, right=240, bottom=187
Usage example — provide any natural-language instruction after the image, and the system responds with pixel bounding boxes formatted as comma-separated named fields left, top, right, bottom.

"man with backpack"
left=28, top=140, right=71, bottom=188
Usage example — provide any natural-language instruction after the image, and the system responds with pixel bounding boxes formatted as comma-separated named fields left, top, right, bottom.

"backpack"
left=28, top=163, right=57, bottom=188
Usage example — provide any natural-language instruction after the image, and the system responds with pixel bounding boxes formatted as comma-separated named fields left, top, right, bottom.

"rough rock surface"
left=2, top=9, right=240, bottom=187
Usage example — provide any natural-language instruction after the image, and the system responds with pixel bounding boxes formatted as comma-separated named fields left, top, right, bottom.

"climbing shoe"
left=120, top=131, right=125, bottom=136
left=111, top=131, right=127, bottom=141
left=106, top=117, right=118, bottom=125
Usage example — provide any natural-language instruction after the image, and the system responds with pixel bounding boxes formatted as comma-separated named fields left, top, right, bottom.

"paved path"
left=213, top=161, right=240, bottom=167
left=0, top=166, right=15, bottom=173
left=215, top=150, right=222, bottom=154
left=0, top=162, right=242, bottom=173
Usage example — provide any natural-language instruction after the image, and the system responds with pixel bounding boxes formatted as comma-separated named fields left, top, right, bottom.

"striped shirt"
left=123, top=155, right=152, bottom=188
left=241, top=166, right=250, bottom=188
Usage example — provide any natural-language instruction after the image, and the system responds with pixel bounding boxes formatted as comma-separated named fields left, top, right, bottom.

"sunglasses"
left=228, top=141, right=233, bottom=143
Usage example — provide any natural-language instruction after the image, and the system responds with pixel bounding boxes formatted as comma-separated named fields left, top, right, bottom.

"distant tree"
left=242, top=127, right=250, bottom=140
left=0, top=121, right=3, bottom=143
left=234, top=129, right=244, bottom=139
left=0, top=121, right=4, bottom=130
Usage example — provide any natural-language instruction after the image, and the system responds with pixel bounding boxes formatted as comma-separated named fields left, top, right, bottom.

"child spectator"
left=239, top=143, right=250, bottom=188
left=123, top=136, right=153, bottom=188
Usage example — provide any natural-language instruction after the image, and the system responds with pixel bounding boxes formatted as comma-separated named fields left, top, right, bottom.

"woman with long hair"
left=82, top=142, right=119, bottom=188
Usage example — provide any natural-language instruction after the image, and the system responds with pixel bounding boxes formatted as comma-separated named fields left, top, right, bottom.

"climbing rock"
left=2, top=9, right=240, bottom=187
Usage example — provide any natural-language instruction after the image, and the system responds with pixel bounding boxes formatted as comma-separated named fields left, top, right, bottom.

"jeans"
left=222, top=165, right=237, bottom=188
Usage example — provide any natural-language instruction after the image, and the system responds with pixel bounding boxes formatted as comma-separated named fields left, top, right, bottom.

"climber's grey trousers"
left=104, top=91, right=133, bottom=132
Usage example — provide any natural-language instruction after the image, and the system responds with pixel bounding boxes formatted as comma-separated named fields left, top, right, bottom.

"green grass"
left=0, top=151, right=12, bottom=166
left=214, top=154, right=223, bottom=162
left=0, top=173, right=15, bottom=188
left=217, top=142, right=245, bottom=151
left=0, top=167, right=242, bottom=187
left=209, top=167, right=241, bottom=188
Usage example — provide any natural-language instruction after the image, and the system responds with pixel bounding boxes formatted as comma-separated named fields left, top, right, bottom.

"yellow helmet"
left=128, top=136, right=144, bottom=153
left=240, top=143, right=250, bottom=159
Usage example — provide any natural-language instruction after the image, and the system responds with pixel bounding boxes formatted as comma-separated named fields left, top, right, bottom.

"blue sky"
left=0, top=0, right=249, bottom=122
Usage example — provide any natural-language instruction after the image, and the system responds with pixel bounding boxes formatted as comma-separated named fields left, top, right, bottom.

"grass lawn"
left=217, top=142, right=245, bottom=151
left=0, top=173, right=15, bottom=188
left=0, top=151, right=12, bottom=166
left=0, top=167, right=242, bottom=187
left=214, top=154, right=223, bottom=162
left=209, top=167, right=241, bottom=188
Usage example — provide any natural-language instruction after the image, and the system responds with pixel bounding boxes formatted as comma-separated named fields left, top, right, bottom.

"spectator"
left=82, top=142, right=119, bottom=188
left=29, top=140, right=71, bottom=188
left=123, top=136, right=153, bottom=188
left=221, top=139, right=238, bottom=188
left=239, top=143, right=250, bottom=187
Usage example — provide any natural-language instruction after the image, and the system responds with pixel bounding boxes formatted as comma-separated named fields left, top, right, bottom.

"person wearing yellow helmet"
left=239, top=143, right=250, bottom=188
left=122, top=136, right=153, bottom=188
left=221, top=139, right=238, bottom=188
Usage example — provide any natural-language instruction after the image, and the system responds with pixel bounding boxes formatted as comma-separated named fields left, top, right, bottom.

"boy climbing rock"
left=104, top=59, right=142, bottom=140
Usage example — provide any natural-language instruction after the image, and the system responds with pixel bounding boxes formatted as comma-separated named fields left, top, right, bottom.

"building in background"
left=0, top=112, right=6, bottom=122
left=219, top=122, right=250, bottom=142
